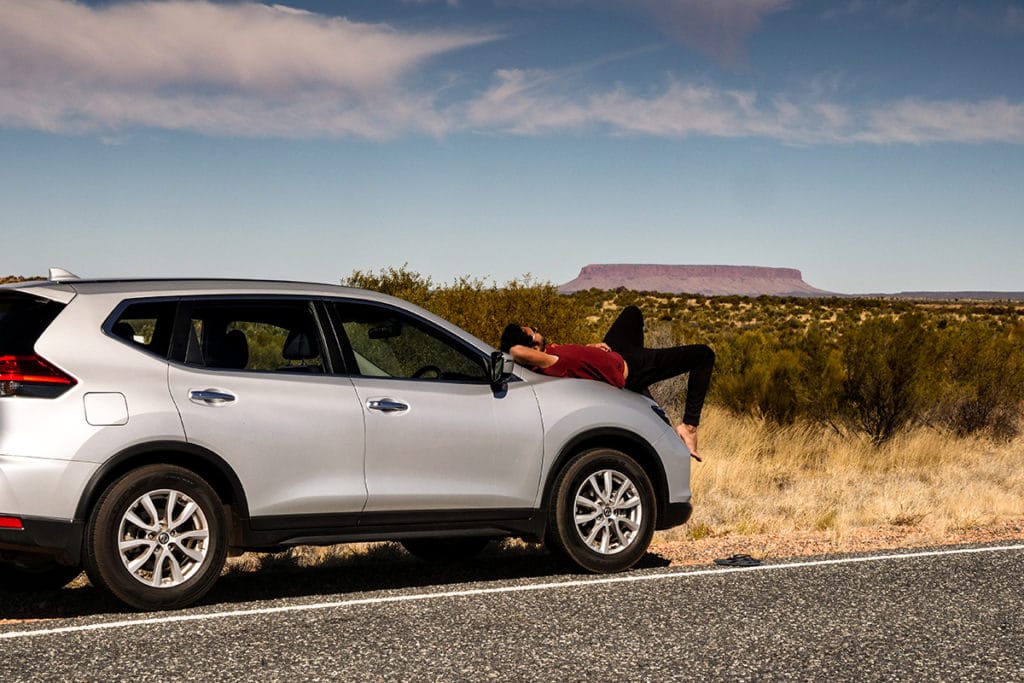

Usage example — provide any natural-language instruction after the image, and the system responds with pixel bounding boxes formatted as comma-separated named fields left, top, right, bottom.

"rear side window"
left=108, top=300, right=177, bottom=358
left=173, top=299, right=327, bottom=374
left=0, top=294, right=65, bottom=355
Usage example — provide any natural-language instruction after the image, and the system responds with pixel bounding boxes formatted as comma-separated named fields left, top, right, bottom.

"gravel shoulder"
left=650, top=516, right=1024, bottom=566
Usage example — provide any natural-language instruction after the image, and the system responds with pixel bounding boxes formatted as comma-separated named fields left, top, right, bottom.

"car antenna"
left=48, top=267, right=80, bottom=282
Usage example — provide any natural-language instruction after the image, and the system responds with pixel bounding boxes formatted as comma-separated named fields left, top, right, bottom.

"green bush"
left=930, top=320, right=1024, bottom=439
left=839, top=313, right=933, bottom=444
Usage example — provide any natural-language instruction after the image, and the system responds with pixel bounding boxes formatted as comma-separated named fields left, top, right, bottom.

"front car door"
left=329, top=301, right=544, bottom=519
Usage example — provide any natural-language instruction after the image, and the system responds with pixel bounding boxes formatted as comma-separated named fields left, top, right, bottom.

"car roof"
left=2, top=276, right=499, bottom=351
left=5, top=277, right=383, bottom=300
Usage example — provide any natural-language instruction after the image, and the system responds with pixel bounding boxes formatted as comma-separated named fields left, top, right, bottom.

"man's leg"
left=603, top=306, right=715, bottom=456
left=602, top=305, right=645, bottom=352
left=625, top=344, right=715, bottom=426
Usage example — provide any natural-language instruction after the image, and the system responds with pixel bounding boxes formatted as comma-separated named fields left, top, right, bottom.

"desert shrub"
left=709, top=326, right=843, bottom=426
left=839, top=312, right=934, bottom=444
left=0, top=275, right=44, bottom=284
left=929, top=320, right=1024, bottom=439
left=710, top=330, right=776, bottom=418
left=344, top=264, right=433, bottom=305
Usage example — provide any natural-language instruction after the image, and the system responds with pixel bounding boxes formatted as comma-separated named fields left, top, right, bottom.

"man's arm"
left=508, top=344, right=559, bottom=369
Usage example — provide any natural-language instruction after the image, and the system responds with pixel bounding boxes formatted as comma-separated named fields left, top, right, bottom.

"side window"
left=0, top=295, right=65, bottom=355
left=108, top=300, right=177, bottom=358
left=332, top=302, right=487, bottom=382
left=177, top=300, right=326, bottom=374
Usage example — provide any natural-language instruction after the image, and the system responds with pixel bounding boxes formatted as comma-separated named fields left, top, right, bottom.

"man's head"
left=500, top=323, right=544, bottom=352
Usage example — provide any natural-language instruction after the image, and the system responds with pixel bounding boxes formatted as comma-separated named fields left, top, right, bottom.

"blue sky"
left=1, top=0, right=1022, bottom=293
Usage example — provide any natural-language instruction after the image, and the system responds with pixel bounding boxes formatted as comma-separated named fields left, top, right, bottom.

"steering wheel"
left=411, top=364, right=443, bottom=379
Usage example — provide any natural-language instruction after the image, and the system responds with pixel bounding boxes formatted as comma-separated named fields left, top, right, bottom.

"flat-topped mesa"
left=559, top=264, right=833, bottom=297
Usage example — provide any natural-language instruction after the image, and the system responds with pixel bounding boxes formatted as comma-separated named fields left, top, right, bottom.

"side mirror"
left=489, top=350, right=515, bottom=387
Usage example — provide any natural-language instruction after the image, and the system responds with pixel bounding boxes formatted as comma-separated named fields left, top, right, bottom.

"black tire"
left=401, top=537, right=490, bottom=563
left=83, top=464, right=227, bottom=611
left=0, top=555, right=81, bottom=592
left=546, top=448, right=656, bottom=573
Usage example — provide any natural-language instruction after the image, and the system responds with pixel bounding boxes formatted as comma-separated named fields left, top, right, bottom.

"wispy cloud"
left=860, top=98, right=1024, bottom=144
left=464, top=69, right=1024, bottom=145
left=0, top=0, right=493, bottom=138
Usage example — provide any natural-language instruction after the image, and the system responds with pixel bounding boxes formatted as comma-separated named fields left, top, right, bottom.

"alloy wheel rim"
left=572, top=469, right=643, bottom=555
left=116, top=489, right=210, bottom=588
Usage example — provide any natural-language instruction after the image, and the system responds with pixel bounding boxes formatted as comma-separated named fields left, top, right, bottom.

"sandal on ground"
left=714, top=553, right=762, bottom=567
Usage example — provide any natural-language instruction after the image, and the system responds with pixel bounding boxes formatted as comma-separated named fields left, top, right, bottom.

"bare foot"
left=675, top=423, right=702, bottom=461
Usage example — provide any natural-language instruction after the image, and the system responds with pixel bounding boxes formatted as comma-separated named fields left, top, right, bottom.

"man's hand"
left=587, top=342, right=612, bottom=352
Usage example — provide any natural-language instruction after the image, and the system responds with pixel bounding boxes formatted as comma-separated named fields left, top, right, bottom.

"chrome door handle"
left=367, top=398, right=409, bottom=413
left=189, top=389, right=237, bottom=405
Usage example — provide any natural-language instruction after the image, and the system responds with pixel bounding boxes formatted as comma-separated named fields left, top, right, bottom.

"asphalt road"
left=2, top=542, right=1023, bottom=681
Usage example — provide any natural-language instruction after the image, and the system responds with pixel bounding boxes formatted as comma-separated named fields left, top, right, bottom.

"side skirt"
left=237, top=508, right=545, bottom=550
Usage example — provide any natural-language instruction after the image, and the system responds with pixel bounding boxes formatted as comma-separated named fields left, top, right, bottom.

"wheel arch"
left=74, top=441, right=248, bottom=527
left=539, top=427, right=669, bottom=536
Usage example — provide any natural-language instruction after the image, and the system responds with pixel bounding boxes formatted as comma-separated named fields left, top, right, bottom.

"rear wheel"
left=84, top=465, right=227, bottom=611
left=401, top=537, right=490, bottom=563
left=0, top=555, right=81, bottom=592
left=546, top=448, right=656, bottom=573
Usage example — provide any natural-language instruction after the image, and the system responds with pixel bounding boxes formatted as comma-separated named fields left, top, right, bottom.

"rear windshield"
left=0, top=294, right=66, bottom=355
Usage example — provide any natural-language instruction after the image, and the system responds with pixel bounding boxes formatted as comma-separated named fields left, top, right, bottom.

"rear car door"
left=329, top=301, right=544, bottom=516
left=167, top=298, right=367, bottom=521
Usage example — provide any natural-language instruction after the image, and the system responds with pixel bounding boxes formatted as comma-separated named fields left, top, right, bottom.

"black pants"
left=603, top=306, right=715, bottom=427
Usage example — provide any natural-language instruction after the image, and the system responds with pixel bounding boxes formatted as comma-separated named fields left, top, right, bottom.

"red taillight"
left=0, top=355, right=76, bottom=397
left=0, top=516, right=24, bottom=530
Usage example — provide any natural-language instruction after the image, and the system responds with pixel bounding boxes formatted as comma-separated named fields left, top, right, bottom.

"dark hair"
left=500, top=323, right=534, bottom=352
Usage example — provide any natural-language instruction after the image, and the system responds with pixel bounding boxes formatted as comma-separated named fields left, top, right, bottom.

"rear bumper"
left=658, top=501, right=693, bottom=530
left=0, top=516, right=83, bottom=565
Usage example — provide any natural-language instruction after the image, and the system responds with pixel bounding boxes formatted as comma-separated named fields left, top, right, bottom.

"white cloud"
left=464, top=68, right=1024, bottom=145
left=0, top=0, right=493, bottom=138
left=860, top=98, right=1024, bottom=145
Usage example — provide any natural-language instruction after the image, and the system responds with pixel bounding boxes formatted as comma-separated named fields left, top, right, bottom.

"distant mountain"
left=559, top=264, right=835, bottom=297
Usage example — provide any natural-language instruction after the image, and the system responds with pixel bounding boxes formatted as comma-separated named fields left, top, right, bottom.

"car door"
left=330, top=301, right=544, bottom=515
left=167, top=298, right=367, bottom=521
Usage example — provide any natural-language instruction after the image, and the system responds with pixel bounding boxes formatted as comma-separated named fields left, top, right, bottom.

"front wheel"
left=84, top=465, right=227, bottom=611
left=546, top=448, right=656, bottom=573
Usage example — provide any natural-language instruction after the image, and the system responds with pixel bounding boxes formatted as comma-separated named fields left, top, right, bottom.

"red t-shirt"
left=536, top=343, right=626, bottom=388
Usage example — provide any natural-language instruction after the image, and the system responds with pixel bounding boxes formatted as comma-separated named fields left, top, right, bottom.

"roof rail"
left=48, top=268, right=80, bottom=282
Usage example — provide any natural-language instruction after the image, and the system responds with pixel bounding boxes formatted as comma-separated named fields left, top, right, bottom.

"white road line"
left=3, top=543, right=1022, bottom=641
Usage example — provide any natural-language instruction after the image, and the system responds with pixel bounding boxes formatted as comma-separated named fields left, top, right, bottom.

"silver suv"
left=0, top=272, right=692, bottom=610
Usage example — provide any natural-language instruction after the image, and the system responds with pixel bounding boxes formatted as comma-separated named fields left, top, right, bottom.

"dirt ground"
left=649, top=517, right=1024, bottom=566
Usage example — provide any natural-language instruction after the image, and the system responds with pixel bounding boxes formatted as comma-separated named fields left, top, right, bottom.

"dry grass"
left=659, top=406, right=1024, bottom=544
